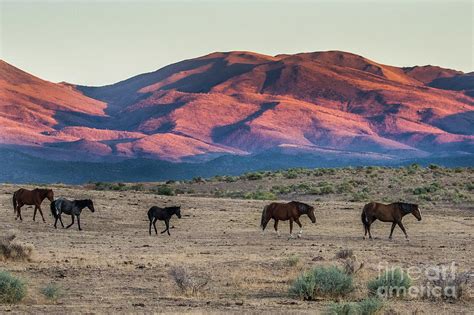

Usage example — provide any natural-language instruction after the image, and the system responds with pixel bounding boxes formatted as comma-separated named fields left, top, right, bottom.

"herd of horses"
left=11, top=187, right=422, bottom=240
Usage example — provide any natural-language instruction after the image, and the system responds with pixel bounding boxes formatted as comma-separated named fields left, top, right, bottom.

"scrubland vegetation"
left=88, top=165, right=473, bottom=206
left=0, top=165, right=472, bottom=312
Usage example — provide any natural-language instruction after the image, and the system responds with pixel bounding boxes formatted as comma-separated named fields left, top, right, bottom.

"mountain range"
left=1, top=51, right=473, bottom=182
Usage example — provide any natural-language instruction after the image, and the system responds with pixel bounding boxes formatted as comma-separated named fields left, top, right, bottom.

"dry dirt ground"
left=0, top=183, right=472, bottom=314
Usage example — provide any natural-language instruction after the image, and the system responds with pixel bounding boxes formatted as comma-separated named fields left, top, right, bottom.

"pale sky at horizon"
left=1, top=0, right=473, bottom=86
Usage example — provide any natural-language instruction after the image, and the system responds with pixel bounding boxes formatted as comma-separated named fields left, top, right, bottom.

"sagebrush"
left=290, top=266, right=353, bottom=300
left=368, top=268, right=411, bottom=298
left=0, top=271, right=27, bottom=304
left=326, top=298, right=384, bottom=315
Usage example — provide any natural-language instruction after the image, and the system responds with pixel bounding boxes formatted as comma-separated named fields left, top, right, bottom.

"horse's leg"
left=389, top=222, right=397, bottom=240
left=363, top=224, right=368, bottom=239
left=273, top=219, right=280, bottom=237
left=397, top=221, right=409, bottom=241
left=149, top=219, right=152, bottom=235
left=37, top=205, right=46, bottom=223
left=294, top=218, right=303, bottom=238
left=66, top=215, right=74, bottom=229
left=77, top=215, right=82, bottom=231
left=161, top=219, right=170, bottom=235
left=59, top=215, right=65, bottom=228
left=153, top=218, right=158, bottom=234
left=33, top=206, right=37, bottom=221
left=160, top=219, right=168, bottom=234
left=367, top=220, right=373, bottom=239
left=17, top=205, right=23, bottom=221
left=54, top=216, right=58, bottom=229
left=289, top=218, right=294, bottom=238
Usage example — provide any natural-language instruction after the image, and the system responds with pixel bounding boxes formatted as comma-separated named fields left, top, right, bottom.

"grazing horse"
left=147, top=206, right=181, bottom=236
left=260, top=201, right=316, bottom=238
left=12, top=188, right=54, bottom=222
left=361, top=202, right=422, bottom=241
left=50, top=198, right=95, bottom=231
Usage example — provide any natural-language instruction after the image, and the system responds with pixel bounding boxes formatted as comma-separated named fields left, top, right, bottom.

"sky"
left=0, top=0, right=472, bottom=86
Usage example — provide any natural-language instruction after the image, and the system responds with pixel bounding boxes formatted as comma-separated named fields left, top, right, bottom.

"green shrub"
left=191, top=177, right=205, bottom=183
left=129, top=183, right=144, bottom=191
left=286, top=254, right=300, bottom=267
left=368, top=268, right=411, bottom=298
left=244, top=191, right=277, bottom=200
left=284, top=171, right=298, bottom=179
left=309, top=184, right=335, bottom=195
left=465, top=182, right=474, bottom=191
left=41, top=283, right=62, bottom=301
left=224, top=176, right=238, bottom=183
left=0, top=271, right=26, bottom=304
left=244, top=172, right=264, bottom=180
left=413, top=182, right=440, bottom=195
left=350, top=191, right=369, bottom=202
left=153, top=185, right=175, bottom=196
left=326, top=298, right=383, bottom=315
left=290, top=266, right=353, bottom=300
left=271, top=185, right=294, bottom=194
left=289, top=271, right=316, bottom=300
left=337, top=182, right=354, bottom=194
left=213, top=190, right=245, bottom=199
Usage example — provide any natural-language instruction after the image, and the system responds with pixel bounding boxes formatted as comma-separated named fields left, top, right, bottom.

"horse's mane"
left=291, top=201, right=311, bottom=213
left=165, top=206, right=180, bottom=212
left=394, top=202, right=417, bottom=214
left=75, top=199, right=92, bottom=207
left=35, top=188, right=52, bottom=196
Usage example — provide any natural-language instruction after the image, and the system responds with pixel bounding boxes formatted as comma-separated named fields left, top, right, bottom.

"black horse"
left=50, top=198, right=95, bottom=231
left=147, top=206, right=181, bottom=236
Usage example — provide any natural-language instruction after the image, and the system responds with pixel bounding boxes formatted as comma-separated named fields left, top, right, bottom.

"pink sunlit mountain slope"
left=1, top=51, right=473, bottom=168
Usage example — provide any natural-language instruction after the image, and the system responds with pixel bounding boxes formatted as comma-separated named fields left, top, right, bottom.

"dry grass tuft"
left=169, top=266, right=209, bottom=296
left=335, top=249, right=354, bottom=259
left=0, top=232, right=34, bottom=262
left=424, top=271, right=472, bottom=301
left=342, top=255, right=364, bottom=275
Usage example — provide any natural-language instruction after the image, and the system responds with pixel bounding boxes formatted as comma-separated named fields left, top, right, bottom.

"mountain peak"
left=1, top=51, right=472, bottom=167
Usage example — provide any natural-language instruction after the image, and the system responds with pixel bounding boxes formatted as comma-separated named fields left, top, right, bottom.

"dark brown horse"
left=361, top=202, right=422, bottom=241
left=261, top=201, right=316, bottom=238
left=147, top=206, right=181, bottom=236
left=12, top=188, right=54, bottom=222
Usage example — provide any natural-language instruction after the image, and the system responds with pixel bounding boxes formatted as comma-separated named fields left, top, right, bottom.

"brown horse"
left=12, top=188, right=54, bottom=222
left=261, top=201, right=316, bottom=238
left=361, top=202, right=422, bottom=241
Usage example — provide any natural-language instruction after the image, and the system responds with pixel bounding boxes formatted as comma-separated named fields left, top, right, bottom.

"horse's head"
left=297, top=202, right=316, bottom=223
left=307, top=206, right=316, bottom=224
left=86, top=199, right=95, bottom=212
left=46, top=189, right=54, bottom=202
left=412, top=204, right=422, bottom=221
left=174, top=206, right=182, bottom=219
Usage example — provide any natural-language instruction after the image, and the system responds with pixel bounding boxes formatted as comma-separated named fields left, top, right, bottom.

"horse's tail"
left=361, top=203, right=374, bottom=227
left=50, top=200, right=58, bottom=219
left=12, top=192, right=17, bottom=214
left=260, top=205, right=269, bottom=229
